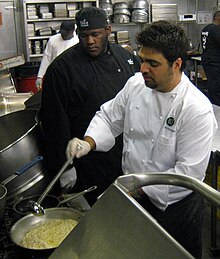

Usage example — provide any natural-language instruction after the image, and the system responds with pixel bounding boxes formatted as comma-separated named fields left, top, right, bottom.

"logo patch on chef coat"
left=127, top=59, right=134, bottom=65
left=166, top=117, right=175, bottom=126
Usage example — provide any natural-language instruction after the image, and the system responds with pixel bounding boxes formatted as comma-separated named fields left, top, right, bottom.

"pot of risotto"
left=10, top=207, right=82, bottom=251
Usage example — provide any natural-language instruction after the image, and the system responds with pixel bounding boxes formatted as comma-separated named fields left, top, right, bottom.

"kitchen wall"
left=2, top=0, right=218, bottom=61
left=112, top=0, right=218, bottom=51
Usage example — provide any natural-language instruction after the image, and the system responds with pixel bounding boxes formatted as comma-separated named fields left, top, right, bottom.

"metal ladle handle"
left=59, top=185, right=97, bottom=205
left=37, top=156, right=74, bottom=205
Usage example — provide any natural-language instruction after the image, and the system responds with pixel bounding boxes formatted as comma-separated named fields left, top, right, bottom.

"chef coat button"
left=118, top=68, right=121, bottom=72
left=130, top=128, right=134, bottom=132
left=171, top=94, right=176, bottom=98
left=142, top=159, right=145, bottom=164
left=127, top=149, right=130, bottom=153
left=136, top=105, right=139, bottom=110
left=159, top=116, right=163, bottom=120
left=151, top=139, right=154, bottom=143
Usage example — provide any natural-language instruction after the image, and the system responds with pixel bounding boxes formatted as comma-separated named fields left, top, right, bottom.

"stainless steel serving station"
left=49, top=172, right=220, bottom=259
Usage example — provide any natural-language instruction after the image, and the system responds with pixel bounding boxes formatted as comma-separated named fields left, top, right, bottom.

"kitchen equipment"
left=0, top=156, right=43, bottom=217
left=132, top=0, right=149, bottom=10
left=1, top=156, right=43, bottom=186
left=0, top=92, right=33, bottom=117
left=131, top=9, right=149, bottom=23
left=114, top=8, right=131, bottom=16
left=0, top=110, right=53, bottom=201
left=151, top=3, right=178, bottom=22
left=10, top=207, right=83, bottom=251
left=113, top=1, right=129, bottom=9
left=0, top=69, right=16, bottom=94
left=29, top=156, right=74, bottom=215
left=49, top=173, right=220, bottom=259
left=113, top=14, right=130, bottom=23
left=14, top=186, right=97, bottom=215
left=0, top=184, right=7, bottom=218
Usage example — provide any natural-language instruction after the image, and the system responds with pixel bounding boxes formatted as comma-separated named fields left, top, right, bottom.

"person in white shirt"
left=65, top=21, right=217, bottom=258
left=35, top=20, right=79, bottom=90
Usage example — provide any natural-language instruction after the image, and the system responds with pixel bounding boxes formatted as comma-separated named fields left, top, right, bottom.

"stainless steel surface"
left=113, top=14, right=130, bottom=23
left=132, top=0, right=149, bottom=9
left=59, top=185, right=97, bottom=205
left=0, top=69, right=16, bottom=94
left=50, top=173, right=220, bottom=259
left=0, top=184, right=7, bottom=218
left=50, top=179, right=193, bottom=259
left=116, top=173, right=220, bottom=208
left=151, top=3, right=178, bottom=22
left=1, top=156, right=43, bottom=185
left=10, top=207, right=82, bottom=250
left=30, top=156, right=74, bottom=215
left=0, top=1, right=18, bottom=59
left=0, top=92, right=33, bottom=117
left=0, top=110, right=52, bottom=201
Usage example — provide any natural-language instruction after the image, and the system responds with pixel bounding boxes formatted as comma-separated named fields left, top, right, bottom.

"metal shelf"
left=27, top=17, right=75, bottom=22
left=23, top=0, right=99, bottom=61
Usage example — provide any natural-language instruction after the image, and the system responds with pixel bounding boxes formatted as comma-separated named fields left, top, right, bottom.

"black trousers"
left=203, top=64, right=220, bottom=106
left=136, top=192, right=204, bottom=259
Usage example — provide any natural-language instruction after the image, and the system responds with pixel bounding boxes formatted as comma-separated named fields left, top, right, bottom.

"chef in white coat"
left=35, top=20, right=79, bottom=90
left=65, top=21, right=217, bottom=259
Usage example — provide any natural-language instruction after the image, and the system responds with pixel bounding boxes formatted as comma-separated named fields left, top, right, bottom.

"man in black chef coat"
left=40, top=7, right=140, bottom=205
left=201, top=11, right=220, bottom=105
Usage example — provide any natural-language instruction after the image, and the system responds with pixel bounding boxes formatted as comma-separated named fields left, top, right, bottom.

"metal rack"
left=22, top=0, right=99, bottom=61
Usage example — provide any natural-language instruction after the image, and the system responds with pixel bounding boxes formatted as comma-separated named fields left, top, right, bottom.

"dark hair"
left=136, top=20, right=189, bottom=71
left=213, top=11, right=220, bottom=20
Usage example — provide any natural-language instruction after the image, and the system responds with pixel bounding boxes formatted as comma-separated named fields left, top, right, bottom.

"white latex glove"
left=60, top=167, right=77, bottom=191
left=35, top=77, right=43, bottom=90
left=66, top=137, right=91, bottom=160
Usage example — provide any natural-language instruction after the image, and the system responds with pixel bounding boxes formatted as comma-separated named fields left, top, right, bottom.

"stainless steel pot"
left=10, top=207, right=83, bottom=251
left=113, top=14, right=130, bottom=23
left=0, top=110, right=53, bottom=201
left=0, top=184, right=7, bottom=218
left=0, top=156, right=43, bottom=217
left=113, top=2, right=129, bottom=9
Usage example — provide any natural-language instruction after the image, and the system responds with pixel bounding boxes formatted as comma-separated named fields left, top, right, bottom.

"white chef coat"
left=85, top=72, right=218, bottom=210
left=37, top=32, right=79, bottom=78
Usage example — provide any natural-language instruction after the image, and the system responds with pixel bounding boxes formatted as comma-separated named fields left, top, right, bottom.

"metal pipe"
left=115, top=173, right=220, bottom=207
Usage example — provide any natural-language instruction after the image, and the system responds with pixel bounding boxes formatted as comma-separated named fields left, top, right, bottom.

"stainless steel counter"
left=50, top=179, right=194, bottom=259
left=49, top=169, right=220, bottom=259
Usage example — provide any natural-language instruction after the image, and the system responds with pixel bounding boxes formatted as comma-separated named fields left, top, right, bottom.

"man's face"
left=78, top=26, right=111, bottom=57
left=138, top=46, right=182, bottom=93
left=61, top=30, right=74, bottom=40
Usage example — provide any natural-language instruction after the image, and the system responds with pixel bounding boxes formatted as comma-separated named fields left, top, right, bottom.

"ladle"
left=29, top=156, right=74, bottom=216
